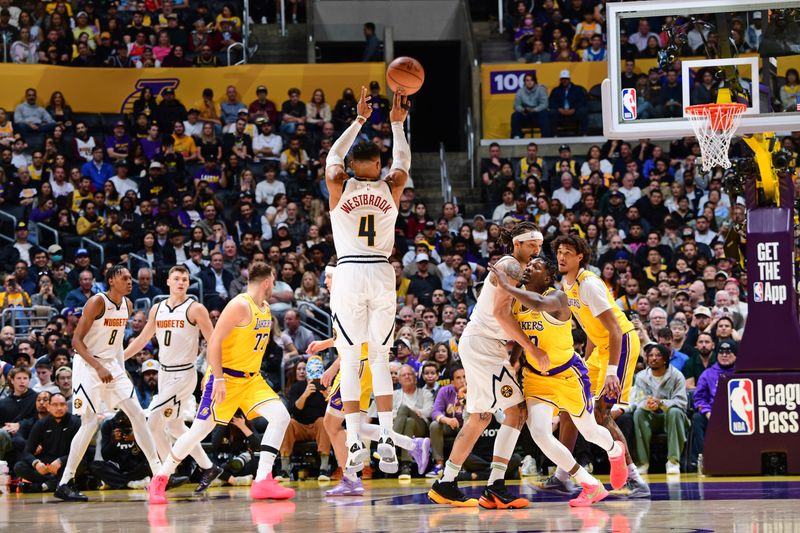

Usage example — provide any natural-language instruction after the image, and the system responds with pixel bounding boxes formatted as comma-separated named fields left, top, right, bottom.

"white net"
left=684, top=103, right=746, bottom=172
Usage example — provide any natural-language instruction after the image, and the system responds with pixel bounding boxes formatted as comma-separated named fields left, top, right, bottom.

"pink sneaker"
left=148, top=474, right=169, bottom=505
left=568, top=482, right=608, bottom=507
left=609, top=440, right=629, bottom=490
left=250, top=474, right=296, bottom=500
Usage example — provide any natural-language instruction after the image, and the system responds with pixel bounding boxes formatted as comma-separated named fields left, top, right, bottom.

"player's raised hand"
left=307, top=340, right=326, bottom=354
left=321, top=365, right=336, bottom=388
left=528, top=343, right=550, bottom=374
left=357, top=86, right=373, bottom=119
left=389, top=90, right=410, bottom=123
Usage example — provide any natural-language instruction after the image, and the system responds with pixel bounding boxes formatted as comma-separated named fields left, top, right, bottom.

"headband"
left=325, top=266, right=336, bottom=276
left=513, top=230, right=544, bottom=244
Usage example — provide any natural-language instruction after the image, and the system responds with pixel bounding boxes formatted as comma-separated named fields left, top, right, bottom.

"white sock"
left=159, top=454, right=181, bottom=477
left=572, top=465, right=597, bottom=485
left=256, top=446, right=278, bottom=482
left=377, top=411, right=393, bottom=432
left=441, top=460, right=460, bottom=483
left=345, top=412, right=361, bottom=443
left=488, top=461, right=507, bottom=484
left=555, top=467, right=570, bottom=482
left=344, top=468, right=359, bottom=482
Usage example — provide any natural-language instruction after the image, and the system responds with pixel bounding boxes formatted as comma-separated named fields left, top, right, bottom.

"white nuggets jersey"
left=463, top=255, right=518, bottom=341
left=154, top=299, right=199, bottom=369
left=330, top=178, right=397, bottom=259
left=83, top=293, right=129, bottom=360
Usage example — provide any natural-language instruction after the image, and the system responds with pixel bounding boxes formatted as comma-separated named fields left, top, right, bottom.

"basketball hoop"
left=684, top=102, right=747, bottom=172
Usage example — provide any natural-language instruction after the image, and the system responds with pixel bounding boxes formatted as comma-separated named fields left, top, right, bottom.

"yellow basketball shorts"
left=197, top=368, right=279, bottom=425
left=586, top=330, right=640, bottom=405
left=522, top=354, right=593, bottom=417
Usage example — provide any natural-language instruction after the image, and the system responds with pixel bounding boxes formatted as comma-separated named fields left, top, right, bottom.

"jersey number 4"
left=358, top=215, right=376, bottom=247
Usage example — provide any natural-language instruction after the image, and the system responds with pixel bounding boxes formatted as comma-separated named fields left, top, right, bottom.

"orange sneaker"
left=148, top=474, right=169, bottom=505
left=609, top=440, right=629, bottom=490
left=568, top=483, right=608, bottom=507
left=361, top=465, right=373, bottom=480
left=250, top=474, right=296, bottom=500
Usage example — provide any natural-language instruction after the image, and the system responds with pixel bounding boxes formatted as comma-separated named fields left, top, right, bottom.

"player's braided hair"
left=106, top=263, right=129, bottom=281
left=498, top=221, right=541, bottom=254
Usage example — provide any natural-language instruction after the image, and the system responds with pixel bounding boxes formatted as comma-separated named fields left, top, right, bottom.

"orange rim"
left=685, top=103, right=747, bottom=131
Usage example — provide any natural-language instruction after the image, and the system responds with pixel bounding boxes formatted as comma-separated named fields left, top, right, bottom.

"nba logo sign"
left=753, top=282, right=764, bottom=303
left=621, top=89, right=637, bottom=120
left=728, top=378, right=755, bottom=435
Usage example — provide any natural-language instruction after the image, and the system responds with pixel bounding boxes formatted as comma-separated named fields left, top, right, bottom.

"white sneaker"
left=261, top=17, right=267, bottom=24
left=128, top=477, right=150, bottom=489
left=210, top=478, right=224, bottom=487
left=666, top=461, right=681, bottom=475
left=521, top=455, right=537, bottom=477
left=636, top=464, right=649, bottom=475
left=229, top=475, right=253, bottom=486
left=346, top=440, right=368, bottom=472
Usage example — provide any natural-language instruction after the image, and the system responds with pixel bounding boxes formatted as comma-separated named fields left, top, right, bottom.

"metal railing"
left=279, top=0, right=287, bottom=36
left=127, top=252, right=152, bottom=272
left=295, top=301, right=332, bottom=341
left=466, top=107, right=476, bottom=189
left=189, top=274, right=205, bottom=305
left=2, top=34, right=8, bottom=63
left=1, top=306, right=59, bottom=339
left=80, top=237, right=104, bottom=266
left=227, top=42, right=245, bottom=66
left=36, top=222, right=60, bottom=247
left=0, top=209, right=18, bottom=236
left=439, top=142, right=456, bottom=206
left=497, top=0, right=504, bottom=34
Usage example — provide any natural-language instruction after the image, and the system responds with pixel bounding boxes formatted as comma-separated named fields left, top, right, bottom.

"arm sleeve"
left=579, top=276, right=613, bottom=317
left=327, top=118, right=363, bottom=169
left=390, top=121, right=410, bottom=173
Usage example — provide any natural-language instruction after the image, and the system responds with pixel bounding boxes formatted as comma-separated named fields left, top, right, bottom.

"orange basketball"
left=386, top=56, right=425, bottom=95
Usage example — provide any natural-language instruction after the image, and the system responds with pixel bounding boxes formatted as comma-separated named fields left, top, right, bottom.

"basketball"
left=386, top=56, right=425, bottom=95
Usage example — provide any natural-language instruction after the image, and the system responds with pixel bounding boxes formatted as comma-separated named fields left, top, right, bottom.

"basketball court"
left=4, top=475, right=800, bottom=531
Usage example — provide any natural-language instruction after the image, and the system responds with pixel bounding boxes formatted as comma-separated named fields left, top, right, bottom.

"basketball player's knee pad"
left=339, top=346, right=362, bottom=403
left=368, top=349, right=393, bottom=397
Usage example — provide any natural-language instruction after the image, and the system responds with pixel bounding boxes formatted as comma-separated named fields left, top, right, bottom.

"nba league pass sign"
left=729, top=378, right=800, bottom=436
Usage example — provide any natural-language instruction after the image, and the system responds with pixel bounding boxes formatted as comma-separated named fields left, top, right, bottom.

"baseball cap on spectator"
left=240, top=191, right=255, bottom=199
left=16, top=221, right=27, bottom=231
left=620, top=28, right=628, bottom=35
left=675, top=289, right=690, bottom=298
left=424, top=221, right=435, bottom=229
left=150, top=161, right=163, bottom=169
left=752, top=11, right=762, bottom=19
left=715, top=271, right=729, bottom=280
left=418, top=239, right=434, bottom=251
left=420, top=337, right=435, bottom=347
left=190, top=242, right=203, bottom=252
left=610, top=191, right=625, bottom=200
left=100, top=32, right=111, bottom=40
left=415, top=253, right=430, bottom=263
left=76, top=248, right=89, bottom=257
left=142, top=359, right=159, bottom=373
left=115, top=159, right=128, bottom=167
left=114, top=120, right=125, bottom=128
left=47, top=244, right=63, bottom=255
left=474, top=214, right=486, bottom=222
left=76, top=11, right=88, bottom=17
left=237, top=109, right=249, bottom=116
left=257, top=85, right=268, bottom=93
left=395, top=338, right=412, bottom=351
left=559, top=144, right=570, bottom=152
left=276, top=222, right=289, bottom=231
left=162, top=88, right=175, bottom=95
left=559, top=70, right=571, bottom=79
left=717, top=340, right=737, bottom=353
left=643, top=341, right=659, bottom=352
left=142, top=343, right=154, bottom=353
left=694, top=306, right=712, bottom=318
left=614, top=250, right=631, bottom=261
left=681, top=227, right=695, bottom=239
left=205, top=153, right=217, bottom=162
left=255, top=116, right=270, bottom=125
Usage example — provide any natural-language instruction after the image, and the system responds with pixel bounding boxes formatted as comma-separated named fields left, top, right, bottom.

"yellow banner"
left=0, top=63, right=386, bottom=114
left=482, top=57, right=800, bottom=139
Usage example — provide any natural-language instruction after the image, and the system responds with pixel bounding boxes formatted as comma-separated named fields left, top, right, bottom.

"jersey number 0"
left=358, top=215, right=376, bottom=247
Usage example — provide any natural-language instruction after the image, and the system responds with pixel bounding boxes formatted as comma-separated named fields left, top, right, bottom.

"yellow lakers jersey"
left=512, top=288, right=575, bottom=371
left=221, top=294, right=273, bottom=374
left=563, top=269, right=633, bottom=348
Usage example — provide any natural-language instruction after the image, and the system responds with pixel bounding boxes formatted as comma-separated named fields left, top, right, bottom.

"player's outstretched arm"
left=488, top=264, right=566, bottom=316
left=385, top=91, right=411, bottom=205
left=307, top=338, right=334, bottom=353
left=326, top=85, right=371, bottom=209
left=123, top=304, right=158, bottom=360
left=597, top=309, right=623, bottom=398
left=71, top=295, right=113, bottom=383
left=189, top=301, right=215, bottom=343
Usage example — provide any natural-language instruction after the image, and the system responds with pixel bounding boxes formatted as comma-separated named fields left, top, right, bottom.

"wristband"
left=606, top=364, right=618, bottom=377
left=356, top=115, right=367, bottom=124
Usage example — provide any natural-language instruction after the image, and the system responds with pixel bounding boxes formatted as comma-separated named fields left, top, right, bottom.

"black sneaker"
left=19, top=481, right=46, bottom=493
left=54, top=481, right=88, bottom=502
left=194, top=464, right=223, bottom=493
left=427, top=480, right=479, bottom=507
left=166, top=474, right=190, bottom=489
left=398, top=463, right=412, bottom=481
left=479, top=480, right=529, bottom=509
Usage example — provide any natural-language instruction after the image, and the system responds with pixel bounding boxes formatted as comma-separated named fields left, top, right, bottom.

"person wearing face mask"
left=688, top=339, right=737, bottom=471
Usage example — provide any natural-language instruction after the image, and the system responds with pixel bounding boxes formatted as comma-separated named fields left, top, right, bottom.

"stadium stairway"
left=473, top=21, right=514, bottom=64
left=409, top=151, right=485, bottom=218
left=249, top=23, right=308, bottom=64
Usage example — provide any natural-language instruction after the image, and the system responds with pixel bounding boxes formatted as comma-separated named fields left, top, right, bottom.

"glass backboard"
left=603, top=0, right=800, bottom=140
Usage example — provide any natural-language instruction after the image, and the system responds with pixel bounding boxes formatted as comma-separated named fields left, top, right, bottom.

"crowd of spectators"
left=0, top=0, right=257, bottom=67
